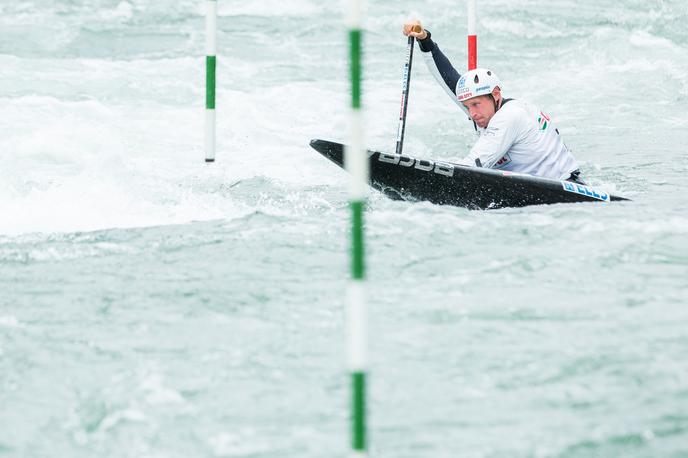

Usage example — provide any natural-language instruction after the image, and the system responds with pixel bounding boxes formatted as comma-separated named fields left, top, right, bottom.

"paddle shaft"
left=395, top=31, right=418, bottom=156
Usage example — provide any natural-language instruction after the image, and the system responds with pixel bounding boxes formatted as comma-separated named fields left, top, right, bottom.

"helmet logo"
left=458, top=68, right=501, bottom=103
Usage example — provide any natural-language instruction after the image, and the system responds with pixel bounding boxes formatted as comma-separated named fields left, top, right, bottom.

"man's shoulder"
left=490, top=99, right=531, bottom=126
left=499, top=99, right=532, bottom=116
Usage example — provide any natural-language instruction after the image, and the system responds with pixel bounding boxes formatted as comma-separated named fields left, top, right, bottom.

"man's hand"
left=403, top=21, right=427, bottom=40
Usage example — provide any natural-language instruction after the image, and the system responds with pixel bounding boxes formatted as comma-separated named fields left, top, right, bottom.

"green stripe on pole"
left=350, top=200, right=365, bottom=279
left=352, top=371, right=367, bottom=451
left=206, top=55, right=216, bottom=109
left=349, top=29, right=362, bottom=109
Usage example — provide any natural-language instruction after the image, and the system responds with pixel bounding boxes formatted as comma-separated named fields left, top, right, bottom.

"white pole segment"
left=205, top=110, right=216, bottom=161
left=346, top=0, right=362, bottom=28
left=206, top=1, right=217, bottom=54
left=468, top=0, right=477, bottom=35
left=347, top=281, right=368, bottom=370
left=345, top=110, right=367, bottom=200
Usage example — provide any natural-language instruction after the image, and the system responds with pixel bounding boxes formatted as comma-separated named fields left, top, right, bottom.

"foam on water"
left=1, top=1, right=687, bottom=457
left=0, top=76, right=351, bottom=235
left=218, top=0, right=324, bottom=17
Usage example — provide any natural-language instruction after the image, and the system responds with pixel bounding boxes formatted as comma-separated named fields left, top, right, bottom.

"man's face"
left=462, top=95, right=496, bottom=128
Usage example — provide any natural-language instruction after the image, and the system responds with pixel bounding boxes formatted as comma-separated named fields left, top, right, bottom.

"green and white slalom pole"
left=346, top=0, right=368, bottom=455
left=205, top=0, right=217, bottom=162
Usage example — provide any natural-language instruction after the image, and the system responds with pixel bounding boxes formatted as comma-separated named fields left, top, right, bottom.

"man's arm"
left=403, top=21, right=465, bottom=111
left=418, top=32, right=468, bottom=113
left=417, top=32, right=461, bottom=97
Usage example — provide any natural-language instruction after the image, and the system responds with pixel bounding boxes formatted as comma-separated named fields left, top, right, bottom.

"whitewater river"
left=1, top=0, right=687, bottom=456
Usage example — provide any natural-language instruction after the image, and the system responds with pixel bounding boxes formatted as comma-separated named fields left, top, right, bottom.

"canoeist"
left=403, top=20, right=585, bottom=184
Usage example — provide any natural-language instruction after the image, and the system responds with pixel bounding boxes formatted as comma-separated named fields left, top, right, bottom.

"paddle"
left=395, top=25, right=421, bottom=155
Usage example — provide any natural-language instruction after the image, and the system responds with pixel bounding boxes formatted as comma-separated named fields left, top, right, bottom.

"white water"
left=1, top=1, right=687, bottom=457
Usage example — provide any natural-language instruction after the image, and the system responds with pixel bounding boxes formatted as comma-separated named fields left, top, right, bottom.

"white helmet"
left=456, top=68, right=502, bottom=102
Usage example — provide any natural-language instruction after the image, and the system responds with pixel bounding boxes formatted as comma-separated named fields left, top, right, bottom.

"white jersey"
left=459, top=99, right=580, bottom=180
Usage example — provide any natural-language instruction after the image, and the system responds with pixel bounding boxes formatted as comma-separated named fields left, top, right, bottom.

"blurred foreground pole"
left=468, top=0, right=477, bottom=69
left=345, top=0, right=368, bottom=455
left=205, top=0, right=217, bottom=162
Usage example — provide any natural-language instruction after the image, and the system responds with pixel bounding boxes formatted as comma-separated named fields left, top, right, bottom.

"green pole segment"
left=349, top=30, right=362, bottom=109
left=206, top=56, right=216, bottom=109
left=352, top=371, right=366, bottom=450
left=346, top=1, right=368, bottom=455
left=350, top=200, right=365, bottom=278
left=205, top=0, right=217, bottom=162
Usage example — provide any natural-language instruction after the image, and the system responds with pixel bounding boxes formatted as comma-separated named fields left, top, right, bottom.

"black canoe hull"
left=310, top=139, right=628, bottom=210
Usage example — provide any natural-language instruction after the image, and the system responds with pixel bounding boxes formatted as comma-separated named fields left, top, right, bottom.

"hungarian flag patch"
left=537, top=111, right=550, bottom=131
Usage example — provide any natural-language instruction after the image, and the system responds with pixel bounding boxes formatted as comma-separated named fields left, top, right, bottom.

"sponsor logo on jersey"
left=494, top=153, right=512, bottom=167
left=537, top=111, right=550, bottom=131
left=561, top=181, right=610, bottom=201
left=378, top=153, right=455, bottom=177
